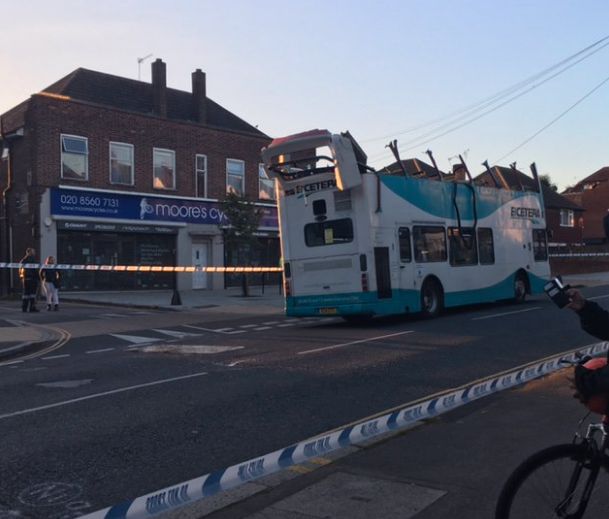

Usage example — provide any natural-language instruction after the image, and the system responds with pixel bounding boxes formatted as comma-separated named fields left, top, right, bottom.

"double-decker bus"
left=262, top=129, right=550, bottom=319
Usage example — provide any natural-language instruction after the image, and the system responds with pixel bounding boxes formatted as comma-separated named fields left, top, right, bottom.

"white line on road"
left=0, top=371, right=208, bottom=421
left=85, top=348, right=115, bottom=354
left=277, top=323, right=296, bottom=327
left=298, top=331, right=415, bottom=355
left=239, top=324, right=258, bottom=329
left=254, top=326, right=272, bottom=331
left=41, top=354, right=71, bottom=360
left=590, top=294, right=609, bottom=301
left=471, top=307, right=541, bottom=321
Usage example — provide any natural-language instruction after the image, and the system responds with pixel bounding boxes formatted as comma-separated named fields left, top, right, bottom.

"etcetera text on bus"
left=261, top=129, right=550, bottom=320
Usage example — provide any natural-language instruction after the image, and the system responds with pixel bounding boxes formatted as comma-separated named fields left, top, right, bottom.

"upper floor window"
left=226, top=158, right=245, bottom=196
left=560, top=209, right=574, bottom=227
left=153, top=148, right=175, bottom=190
left=195, top=154, right=207, bottom=198
left=109, top=142, right=134, bottom=185
left=258, top=163, right=275, bottom=201
left=61, top=134, right=88, bottom=181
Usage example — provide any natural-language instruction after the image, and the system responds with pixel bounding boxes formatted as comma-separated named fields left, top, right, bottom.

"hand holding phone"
left=544, top=277, right=571, bottom=308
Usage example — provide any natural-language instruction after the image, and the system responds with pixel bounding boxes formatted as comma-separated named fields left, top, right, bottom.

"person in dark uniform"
left=567, top=288, right=609, bottom=397
left=19, top=247, right=39, bottom=312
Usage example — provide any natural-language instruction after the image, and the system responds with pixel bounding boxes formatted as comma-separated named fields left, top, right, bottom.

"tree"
left=220, top=192, right=262, bottom=296
left=539, top=174, right=558, bottom=192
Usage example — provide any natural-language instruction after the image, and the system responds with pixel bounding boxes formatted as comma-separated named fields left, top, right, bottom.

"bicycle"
left=495, top=355, right=609, bottom=518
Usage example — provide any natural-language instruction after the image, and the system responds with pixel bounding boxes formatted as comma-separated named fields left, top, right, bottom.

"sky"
left=1, top=0, right=608, bottom=191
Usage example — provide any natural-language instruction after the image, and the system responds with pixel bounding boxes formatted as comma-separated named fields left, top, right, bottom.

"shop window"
left=196, top=154, right=207, bottom=198
left=153, top=148, right=176, bottom=190
left=258, top=163, right=275, bottom=200
left=226, top=158, right=245, bottom=196
left=61, top=134, right=88, bottom=181
left=110, top=142, right=134, bottom=185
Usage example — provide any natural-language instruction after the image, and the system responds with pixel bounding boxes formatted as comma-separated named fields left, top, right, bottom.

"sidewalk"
left=60, top=285, right=285, bottom=313
left=158, top=370, right=587, bottom=519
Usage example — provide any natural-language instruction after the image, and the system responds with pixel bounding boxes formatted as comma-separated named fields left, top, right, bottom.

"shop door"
left=192, top=243, right=208, bottom=289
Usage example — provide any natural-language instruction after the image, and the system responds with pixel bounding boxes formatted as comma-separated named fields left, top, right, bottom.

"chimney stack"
left=192, top=69, right=207, bottom=124
left=151, top=59, right=167, bottom=117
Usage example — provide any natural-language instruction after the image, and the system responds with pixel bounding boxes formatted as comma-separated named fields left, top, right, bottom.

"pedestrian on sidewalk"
left=40, top=255, right=60, bottom=311
left=19, top=247, right=39, bottom=312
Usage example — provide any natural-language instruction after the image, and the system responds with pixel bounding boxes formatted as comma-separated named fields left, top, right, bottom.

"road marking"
left=590, top=294, right=609, bottom=301
left=254, top=326, right=272, bottom=331
left=138, top=345, right=244, bottom=354
left=152, top=329, right=199, bottom=338
left=226, top=330, right=247, bottom=335
left=110, top=333, right=161, bottom=344
left=471, top=307, right=542, bottom=321
left=37, top=379, right=94, bottom=389
left=212, top=328, right=235, bottom=333
left=262, top=321, right=280, bottom=325
left=0, top=371, right=208, bottom=421
left=86, top=348, right=115, bottom=354
left=41, top=354, right=70, bottom=360
left=277, top=323, right=296, bottom=327
left=298, top=331, right=415, bottom=355
left=183, top=324, right=218, bottom=332
left=239, top=324, right=258, bottom=329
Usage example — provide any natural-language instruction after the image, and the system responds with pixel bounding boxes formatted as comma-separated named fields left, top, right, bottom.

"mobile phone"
left=544, top=277, right=571, bottom=308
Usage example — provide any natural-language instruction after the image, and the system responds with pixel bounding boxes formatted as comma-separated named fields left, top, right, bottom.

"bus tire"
left=420, top=279, right=443, bottom=318
left=513, top=271, right=528, bottom=304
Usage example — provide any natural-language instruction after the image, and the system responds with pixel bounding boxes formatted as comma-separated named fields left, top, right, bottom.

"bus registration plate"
left=319, top=307, right=337, bottom=315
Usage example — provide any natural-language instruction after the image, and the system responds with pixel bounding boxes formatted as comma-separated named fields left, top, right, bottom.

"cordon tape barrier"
left=0, top=263, right=282, bottom=273
left=78, top=341, right=609, bottom=519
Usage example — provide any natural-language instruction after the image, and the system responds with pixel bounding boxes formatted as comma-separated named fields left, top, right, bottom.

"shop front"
left=39, top=186, right=279, bottom=291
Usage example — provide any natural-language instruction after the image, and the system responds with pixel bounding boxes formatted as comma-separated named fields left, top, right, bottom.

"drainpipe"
left=1, top=123, right=24, bottom=296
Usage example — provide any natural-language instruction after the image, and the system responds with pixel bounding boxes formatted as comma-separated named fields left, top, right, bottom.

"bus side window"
left=532, top=229, right=548, bottom=261
left=413, top=226, right=447, bottom=263
left=398, top=227, right=412, bottom=262
left=448, top=227, right=478, bottom=266
left=477, top=228, right=495, bottom=265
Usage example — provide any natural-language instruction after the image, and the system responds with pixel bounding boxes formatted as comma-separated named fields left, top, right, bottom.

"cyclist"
left=567, top=288, right=609, bottom=400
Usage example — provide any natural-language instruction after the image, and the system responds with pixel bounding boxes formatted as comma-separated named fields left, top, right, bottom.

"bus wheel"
left=421, top=279, right=443, bottom=318
left=514, top=272, right=528, bottom=303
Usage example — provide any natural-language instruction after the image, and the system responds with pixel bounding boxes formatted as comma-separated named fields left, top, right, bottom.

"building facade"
left=562, top=167, right=609, bottom=244
left=0, top=60, right=277, bottom=293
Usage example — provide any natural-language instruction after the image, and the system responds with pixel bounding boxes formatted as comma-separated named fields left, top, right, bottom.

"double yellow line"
left=0, top=324, right=71, bottom=365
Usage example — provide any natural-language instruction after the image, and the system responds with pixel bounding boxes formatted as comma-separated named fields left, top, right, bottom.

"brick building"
left=562, top=167, right=609, bottom=244
left=0, top=59, right=277, bottom=293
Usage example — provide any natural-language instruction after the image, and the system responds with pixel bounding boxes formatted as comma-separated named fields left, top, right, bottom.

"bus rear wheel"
left=421, top=279, right=443, bottom=318
left=513, top=272, right=528, bottom=303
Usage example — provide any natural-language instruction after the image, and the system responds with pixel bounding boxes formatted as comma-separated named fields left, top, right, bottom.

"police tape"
left=550, top=253, right=609, bottom=257
left=0, top=263, right=282, bottom=273
left=78, top=341, right=609, bottom=519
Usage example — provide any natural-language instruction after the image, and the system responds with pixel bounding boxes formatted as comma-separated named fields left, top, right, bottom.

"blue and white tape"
left=79, top=341, right=609, bottom=519
left=0, top=262, right=281, bottom=273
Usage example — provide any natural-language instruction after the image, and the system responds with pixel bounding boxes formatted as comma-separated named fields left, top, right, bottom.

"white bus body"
left=262, top=129, right=550, bottom=319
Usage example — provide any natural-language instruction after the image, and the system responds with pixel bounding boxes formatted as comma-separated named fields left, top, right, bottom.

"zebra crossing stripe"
left=79, top=341, right=609, bottom=519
